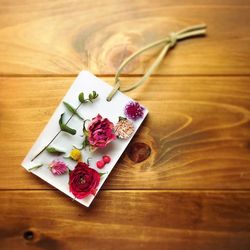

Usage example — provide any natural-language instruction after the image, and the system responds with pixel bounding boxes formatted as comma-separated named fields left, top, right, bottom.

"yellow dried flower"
left=70, top=148, right=82, bottom=161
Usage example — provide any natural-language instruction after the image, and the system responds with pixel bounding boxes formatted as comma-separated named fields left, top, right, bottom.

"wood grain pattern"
left=1, top=190, right=250, bottom=250
left=1, top=76, right=250, bottom=190
left=1, top=1, right=250, bottom=249
left=0, top=0, right=250, bottom=75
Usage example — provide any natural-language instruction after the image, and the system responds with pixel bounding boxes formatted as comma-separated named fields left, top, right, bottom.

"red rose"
left=69, top=162, right=100, bottom=199
left=88, top=114, right=116, bottom=148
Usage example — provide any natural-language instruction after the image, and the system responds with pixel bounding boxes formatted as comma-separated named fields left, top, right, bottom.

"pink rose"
left=88, top=114, right=116, bottom=148
left=69, top=162, right=100, bottom=199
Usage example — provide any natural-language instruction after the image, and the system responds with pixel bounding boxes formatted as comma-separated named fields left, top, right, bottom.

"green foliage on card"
left=82, top=137, right=89, bottom=149
left=46, top=147, right=65, bottom=154
left=88, top=91, right=98, bottom=102
left=63, top=101, right=83, bottom=120
left=28, top=164, right=43, bottom=171
left=78, top=91, right=98, bottom=104
left=99, top=172, right=108, bottom=177
left=78, top=92, right=86, bottom=103
left=59, top=113, right=76, bottom=135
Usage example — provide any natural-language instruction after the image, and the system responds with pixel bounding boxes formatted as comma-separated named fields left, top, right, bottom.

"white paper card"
left=22, top=71, right=148, bottom=207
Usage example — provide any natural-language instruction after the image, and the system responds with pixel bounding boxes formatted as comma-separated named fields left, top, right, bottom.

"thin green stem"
left=31, top=102, right=82, bottom=161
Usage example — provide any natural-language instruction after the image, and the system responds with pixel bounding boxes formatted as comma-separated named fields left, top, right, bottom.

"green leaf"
left=82, top=119, right=89, bottom=135
left=63, top=101, right=75, bottom=113
left=28, top=164, right=43, bottom=171
left=46, top=147, right=65, bottom=154
left=88, top=93, right=93, bottom=102
left=99, top=172, right=108, bottom=177
left=118, top=116, right=127, bottom=121
left=92, top=91, right=98, bottom=99
left=82, top=137, right=89, bottom=149
left=78, top=92, right=86, bottom=103
left=88, top=91, right=99, bottom=102
left=63, top=101, right=83, bottom=120
left=59, top=113, right=76, bottom=135
left=83, top=124, right=89, bottom=136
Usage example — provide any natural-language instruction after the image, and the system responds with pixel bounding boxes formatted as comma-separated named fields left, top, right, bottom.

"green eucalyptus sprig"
left=31, top=91, right=98, bottom=161
left=79, top=91, right=98, bottom=103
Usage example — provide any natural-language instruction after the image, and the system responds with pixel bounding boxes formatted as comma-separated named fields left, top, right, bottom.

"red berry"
left=103, top=155, right=111, bottom=164
left=96, top=160, right=105, bottom=169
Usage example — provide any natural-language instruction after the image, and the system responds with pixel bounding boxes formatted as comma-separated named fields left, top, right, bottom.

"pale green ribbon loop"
left=106, top=24, right=207, bottom=101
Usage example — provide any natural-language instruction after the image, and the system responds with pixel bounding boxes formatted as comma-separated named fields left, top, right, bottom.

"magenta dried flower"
left=124, top=101, right=144, bottom=120
left=49, top=160, right=68, bottom=175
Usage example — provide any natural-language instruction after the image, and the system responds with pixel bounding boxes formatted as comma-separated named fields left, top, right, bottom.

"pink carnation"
left=88, top=114, right=116, bottom=148
left=49, top=160, right=68, bottom=175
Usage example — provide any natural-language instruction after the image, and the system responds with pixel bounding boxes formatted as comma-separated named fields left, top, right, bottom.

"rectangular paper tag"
left=22, top=71, right=148, bottom=207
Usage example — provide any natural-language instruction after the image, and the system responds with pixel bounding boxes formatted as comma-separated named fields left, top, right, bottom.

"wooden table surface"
left=1, top=1, right=250, bottom=249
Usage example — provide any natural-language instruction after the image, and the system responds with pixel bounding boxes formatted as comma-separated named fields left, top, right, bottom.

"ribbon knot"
left=169, top=32, right=177, bottom=48
left=107, top=24, right=207, bottom=101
